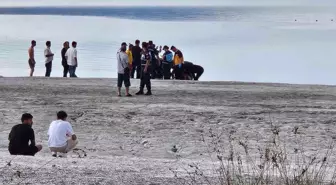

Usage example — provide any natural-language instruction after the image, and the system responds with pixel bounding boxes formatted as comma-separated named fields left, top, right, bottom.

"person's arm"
left=30, top=129, right=36, bottom=147
left=144, top=53, right=152, bottom=73
left=65, top=50, right=68, bottom=61
left=74, top=49, right=78, bottom=67
left=45, top=49, right=54, bottom=57
left=66, top=123, right=76, bottom=140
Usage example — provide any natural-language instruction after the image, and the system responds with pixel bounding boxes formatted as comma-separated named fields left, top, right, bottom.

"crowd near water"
left=27, top=39, right=205, bottom=96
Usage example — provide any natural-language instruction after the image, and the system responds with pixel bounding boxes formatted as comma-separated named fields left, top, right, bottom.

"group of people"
left=8, top=111, right=78, bottom=157
left=28, top=40, right=79, bottom=78
left=116, top=40, right=205, bottom=96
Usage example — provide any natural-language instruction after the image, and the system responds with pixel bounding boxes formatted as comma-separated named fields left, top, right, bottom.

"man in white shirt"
left=44, top=41, right=54, bottom=77
left=65, top=41, right=78, bottom=78
left=117, top=42, right=132, bottom=97
left=48, top=111, right=78, bottom=157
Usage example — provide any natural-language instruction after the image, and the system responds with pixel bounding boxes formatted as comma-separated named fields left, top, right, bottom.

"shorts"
left=9, top=146, right=38, bottom=156
left=28, top=59, right=35, bottom=69
left=118, top=73, right=130, bottom=88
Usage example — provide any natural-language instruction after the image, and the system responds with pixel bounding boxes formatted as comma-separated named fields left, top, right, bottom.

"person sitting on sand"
left=126, top=44, right=133, bottom=77
left=28, top=40, right=36, bottom=77
left=48, top=111, right=78, bottom=158
left=117, top=42, right=132, bottom=97
left=8, top=113, right=43, bottom=156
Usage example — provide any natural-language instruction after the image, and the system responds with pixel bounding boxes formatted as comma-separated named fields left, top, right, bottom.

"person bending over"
left=8, top=113, right=43, bottom=156
left=48, top=111, right=78, bottom=158
left=182, top=61, right=204, bottom=80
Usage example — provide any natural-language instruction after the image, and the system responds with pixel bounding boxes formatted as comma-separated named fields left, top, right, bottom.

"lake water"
left=0, top=6, right=336, bottom=84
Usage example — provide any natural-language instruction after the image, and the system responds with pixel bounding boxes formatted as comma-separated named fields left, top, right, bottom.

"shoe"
left=58, top=152, right=67, bottom=158
left=136, top=91, right=144, bottom=95
left=145, top=91, right=152, bottom=96
left=126, top=94, right=132, bottom=97
left=52, top=152, right=57, bottom=157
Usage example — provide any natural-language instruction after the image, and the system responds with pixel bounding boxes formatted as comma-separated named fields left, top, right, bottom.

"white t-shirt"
left=48, top=120, right=75, bottom=147
left=65, top=47, right=77, bottom=66
left=44, top=47, right=53, bottom=63
left=117, top=51, right=129, bottom=74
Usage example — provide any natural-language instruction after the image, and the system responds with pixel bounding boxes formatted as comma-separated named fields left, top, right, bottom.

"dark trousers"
left=163, top=62, right=172, bottom=79
left=69, top=66, right=77, bottom=78
left=150, top=59, right=158, bottom=79
left=62, top=63, right=69, bottom=77
left=45, top=61, right=52, bottom=77
left=131, top=63, right=141, bottom=79
left=140, top=66, right=151, bottom=92
left=194, top=65, right=204, bottom=80
left=173, top=65, right=184, bottom=80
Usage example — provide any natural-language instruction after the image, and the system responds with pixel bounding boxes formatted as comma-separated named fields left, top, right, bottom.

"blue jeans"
left=69, top=66, right=77, bottom=78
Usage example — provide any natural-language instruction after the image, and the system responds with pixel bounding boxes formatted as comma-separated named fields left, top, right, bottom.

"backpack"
left=165, top=52, right=173, bottom=62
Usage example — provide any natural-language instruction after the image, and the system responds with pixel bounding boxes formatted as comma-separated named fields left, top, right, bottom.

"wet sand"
left=0, top=77, right=335, bottom=184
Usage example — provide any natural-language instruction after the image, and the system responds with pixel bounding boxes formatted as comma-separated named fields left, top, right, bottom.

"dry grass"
left=171, top=123, right=336, bottom=185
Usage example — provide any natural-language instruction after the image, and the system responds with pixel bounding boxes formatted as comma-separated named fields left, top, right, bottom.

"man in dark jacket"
left=61, top=41, right=69, bottom=77
left=183, top=61, right=204, bottom=80
left=131, top=40, right=142, bottom=79
left=8, top=113, right=42, bottom=156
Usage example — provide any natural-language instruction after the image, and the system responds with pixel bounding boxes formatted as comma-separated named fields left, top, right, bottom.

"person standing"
left=161, top=45, right=174, bottom=79
left=28, top=40, right=36, bottom=77
left=126, top=44, right=133, bottom=77
left=148, top=41, right=160, bottom=79
left=65, top=41, right=78, bottom=78
left=136, top=43, right=152, bottom=95
left=61, top=41, right=70, bottom=77
left=131, top=40, right=142, bottom=79
left=171, top=46, right=184, bottom=80
left=44, top=41, right=54, bottom=77
left=8, top=113, right=43, bottom=156
left=117, top=42, right=132, bottom=97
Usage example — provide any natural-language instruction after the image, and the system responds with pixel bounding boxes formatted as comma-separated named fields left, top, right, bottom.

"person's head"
left=63, top=41, right=69, bottom=48
left=21, top=113, right=33, bottom=126
left=121, top=42, right=127, bottom=52
left=163, top=45, right=169, bottom=52
left=57, top=111, right=68, bottom=121
left=31, top=40, right=36, bottom=47
left=135, top=39, right=140, bottom=46
left=171, top=46, right=177, bottom=52
left=142, top=42, right=148, bottom=51
left=148, top=40, right=153, bottom=46
left=128, top=44, right=133, bottom=50
left=46, top=41, right=51, bottom=47
left=72, top=41, right=77, bottom=48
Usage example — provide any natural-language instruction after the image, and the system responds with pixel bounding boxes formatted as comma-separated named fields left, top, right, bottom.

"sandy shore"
left=0, top=77, right=335, bottom=184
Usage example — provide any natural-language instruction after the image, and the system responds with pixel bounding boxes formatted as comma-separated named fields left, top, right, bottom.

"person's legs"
left=145, top=67, right=152, bottom=95
left=63, top=64, right=69, bottom=77
left=124, top=73, right=131, bottom=96
left=73, top=66, right=77, bottom=77
left=117, top=73, right=123, bottom=96
left=163, top=63, right=171, bottom=79
left=150, top=60, right=157, bottom=79
left=69, top=66, right=74, bottom=77
left=136, top=64, right=141, bottom=79
left=45, top=61, right=52, bottom=77
left=28, top=59, right=35, bottom=77
left=131, top=63, right=136, bottom=78
left=194, top=65, right=204, bottom=81
left=136, top=66, right=145, bottom=95
left=23, top=145, right=42, bottom=156
left=65, top=139, right=78, bottom=153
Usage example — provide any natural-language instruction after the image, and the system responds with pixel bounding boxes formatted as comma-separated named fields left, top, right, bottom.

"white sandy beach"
left=0, top=77, right=335, bottom=184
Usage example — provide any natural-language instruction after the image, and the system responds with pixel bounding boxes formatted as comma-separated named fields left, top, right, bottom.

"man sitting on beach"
left=48, top=111, right=78, bottom=158
left=65, top=41, right=78, bottom=78
left=8, top=113, right=43, bottom=156
left=28, top=40, right=36, bottom=77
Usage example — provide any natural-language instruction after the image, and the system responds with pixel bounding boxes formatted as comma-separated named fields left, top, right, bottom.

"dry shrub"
left=172, top=123, right=336, bottom=185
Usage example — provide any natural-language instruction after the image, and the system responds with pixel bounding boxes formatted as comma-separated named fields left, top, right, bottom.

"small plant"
left=172, top=123, right=336, bottom=185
